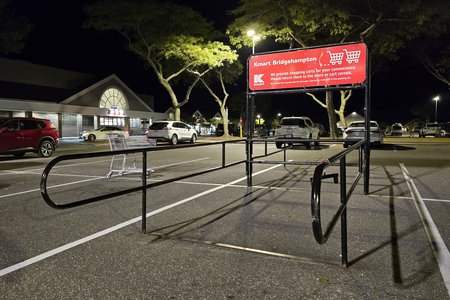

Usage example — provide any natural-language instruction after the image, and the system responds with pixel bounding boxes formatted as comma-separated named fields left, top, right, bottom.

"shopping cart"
left=343, top=49, right=361, bottom=64
left=327, top=50, right=344, bottom=65
left=106, top=135, right=156, bottom=178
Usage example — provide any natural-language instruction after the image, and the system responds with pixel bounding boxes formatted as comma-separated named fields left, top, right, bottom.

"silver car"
left=275, top=116, right=320, bottom=149
left=147, top=121, right=197, bottom=145
left=80, top=126, right=129, bottom=141
left=343, top=121, right=383, bottom=148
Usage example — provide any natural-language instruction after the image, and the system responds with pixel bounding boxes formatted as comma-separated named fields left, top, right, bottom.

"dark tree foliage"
left=0, top=0, right=33, bottom=55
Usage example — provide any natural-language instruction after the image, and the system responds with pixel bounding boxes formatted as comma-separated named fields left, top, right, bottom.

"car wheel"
left=314, top=135, right=320, bottom=146
left=38, top=140, right=54, bottom=157
left=170, top=134, right=178, bottom=145
left=190, top=134, right=197, bottom=144
left=88, top=134, right=96, bottom=141
left=304, top=135, right=312, bottom=149
left=13, top=152, right=26, bottom=158
left=275, top=141, right=283, bottom=149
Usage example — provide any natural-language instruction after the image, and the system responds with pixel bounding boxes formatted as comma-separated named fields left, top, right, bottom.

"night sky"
left=4, top=0, right=449, bottom=127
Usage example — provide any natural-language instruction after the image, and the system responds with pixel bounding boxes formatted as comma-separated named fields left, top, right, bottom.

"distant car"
left=343, top=121, right=383, bottom=148
left=0, top=117, right=59, bottom=157
left=419, top=123, right=441, bottom=137
left=146, top=121, right=197, bottom=145
left=80, top=126, right=129, bottom=141
left=411, top=126, right=423, bottom=135
left=438, top=123, right=450, bottom=137
left=216, top=123, right=240, bottom=136
left=275, top=116, right=320, bottom=149
left=390, top=123, right=403, bottom=136
left=315, top=123, right=325, bottom=136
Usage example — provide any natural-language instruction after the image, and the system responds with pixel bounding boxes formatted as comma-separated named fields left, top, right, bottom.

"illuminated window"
left=100, top=117, right=124, bottom=126
left=100, top=88, right=127, bottom=110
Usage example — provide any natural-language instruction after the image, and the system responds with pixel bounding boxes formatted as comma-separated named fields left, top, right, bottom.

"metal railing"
left=40, top=139, right=246, bottom=233
left=41, top=136, right=367, bottom=267
left=310, top=139, right=366, bottom=267
left=245, top=137, right=367, bottom=267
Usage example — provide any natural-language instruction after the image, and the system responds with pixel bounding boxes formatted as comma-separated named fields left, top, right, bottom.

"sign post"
left=246, top=42, right=370, bottom=193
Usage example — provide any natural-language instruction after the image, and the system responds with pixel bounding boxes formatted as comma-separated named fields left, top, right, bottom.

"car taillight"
left=164, top=127, right=170, bottom=131
left=276, top=125, right=281, bottom=128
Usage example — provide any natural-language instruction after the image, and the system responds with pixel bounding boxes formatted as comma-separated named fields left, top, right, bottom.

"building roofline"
left=61, top=74, right=154, bottom=112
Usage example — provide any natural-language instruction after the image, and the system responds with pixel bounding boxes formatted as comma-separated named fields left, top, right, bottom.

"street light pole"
left=433, top=96, right=440, bottom=123
left=247, top=30, right=260, bottom=54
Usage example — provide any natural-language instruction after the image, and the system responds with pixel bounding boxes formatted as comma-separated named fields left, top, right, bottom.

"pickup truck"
left=419, top=123, right=441, bottom=137
left=275, top=116, right=320, bottom=149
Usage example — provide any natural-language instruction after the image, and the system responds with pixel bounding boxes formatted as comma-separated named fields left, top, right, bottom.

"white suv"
left=275, top=116, right=320, bottom=149
left=147, top=121, right=197, bottom=145
left=419, top=123, right=441, bottom=137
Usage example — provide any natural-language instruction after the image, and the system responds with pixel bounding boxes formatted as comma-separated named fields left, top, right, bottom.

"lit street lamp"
left=247, top=29, right=260, bottom=54
left=433, top=96, right=440, bottom=123
left=276, top=113, right=282, bottom=124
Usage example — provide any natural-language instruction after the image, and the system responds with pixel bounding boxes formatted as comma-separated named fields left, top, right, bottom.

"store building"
left=0, top=57, right=168, bottom=137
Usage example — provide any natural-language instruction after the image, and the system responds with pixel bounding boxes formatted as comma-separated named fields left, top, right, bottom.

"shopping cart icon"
left=327, top=50, right=344, bottom=65
left=343, top=49, right=361, bottom=64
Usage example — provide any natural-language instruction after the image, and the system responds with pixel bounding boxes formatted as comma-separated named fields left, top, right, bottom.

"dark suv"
left=0, top=117, right=59, bottom=157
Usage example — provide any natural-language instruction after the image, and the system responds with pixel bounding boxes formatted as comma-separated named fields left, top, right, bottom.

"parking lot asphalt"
left=1, top=138, right=449, bottom=299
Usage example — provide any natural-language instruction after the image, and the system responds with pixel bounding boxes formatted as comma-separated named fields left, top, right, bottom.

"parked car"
left=390, top=123, right=403, bottom=136
left=410, top=126, right=423, bottom=136
left=438, top=123, right=450, bottom=137
left=315, top=123, right=325, bottom=137
left=80, top=126, right=129, bottom=141
left=275, top=116, right=320, bottom=149
left=216, top=123, right=240, bottom=136
left=419, top=123, right=441, bottom=137
left=0, top=117, right=59, bottom=157
left=343, top=121, right=383, bottom=148
left=146, top=121, right=197, bottom=145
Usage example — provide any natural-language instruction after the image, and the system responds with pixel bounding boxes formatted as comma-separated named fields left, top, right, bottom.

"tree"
left=195, top=58, right=243, bottom=138
left=228, top=0, right=449, bottom=136
left=84, top=0, right=220, bottom=121
left=0, top=0, right=33, bottom=55
left=413, top=37, right=450, bottom=89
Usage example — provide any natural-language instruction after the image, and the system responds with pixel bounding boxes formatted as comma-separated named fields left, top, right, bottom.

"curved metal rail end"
left=311, top=163, right=327, bottom=244
left=310, top=140, right=365, bottom=245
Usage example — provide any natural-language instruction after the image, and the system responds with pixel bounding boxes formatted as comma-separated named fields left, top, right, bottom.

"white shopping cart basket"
left=106, top=135, right=156, bottom=178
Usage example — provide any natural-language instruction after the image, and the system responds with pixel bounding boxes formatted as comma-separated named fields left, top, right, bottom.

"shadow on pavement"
left=286, top=144, right=331, bottom=150
left=375, top=144, right=416, bottom=151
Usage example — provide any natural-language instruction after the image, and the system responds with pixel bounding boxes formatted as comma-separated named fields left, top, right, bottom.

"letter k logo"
left=254, top=74, right=264, bottom=84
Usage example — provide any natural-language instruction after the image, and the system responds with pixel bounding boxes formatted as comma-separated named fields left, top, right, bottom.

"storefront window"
left=100, top=117, right=125, bottom=126
left=100, top=88, right=127, bottom=110
left=99, top=88, right=127, bottom=128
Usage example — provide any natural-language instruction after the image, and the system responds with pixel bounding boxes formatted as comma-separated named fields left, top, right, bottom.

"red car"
left=0, top=117, right=59, bottom=158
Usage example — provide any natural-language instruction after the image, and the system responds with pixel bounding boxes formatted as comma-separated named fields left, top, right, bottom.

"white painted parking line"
left=0, top=177, right=103, bottom=200
left=0, top=159, right=112, bottom=176
left=400, top=163, right=450, bottom=297
left=151, top=157, right=210, bottom=170
left=369, top=194, right=450, bottom=204
left=0, top=163, right=284, bottom=277
left=0, top=157, right=212, bottom=200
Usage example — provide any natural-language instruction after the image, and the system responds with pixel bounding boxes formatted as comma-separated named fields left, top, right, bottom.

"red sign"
left=249, top=43, right=367, bottom=91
